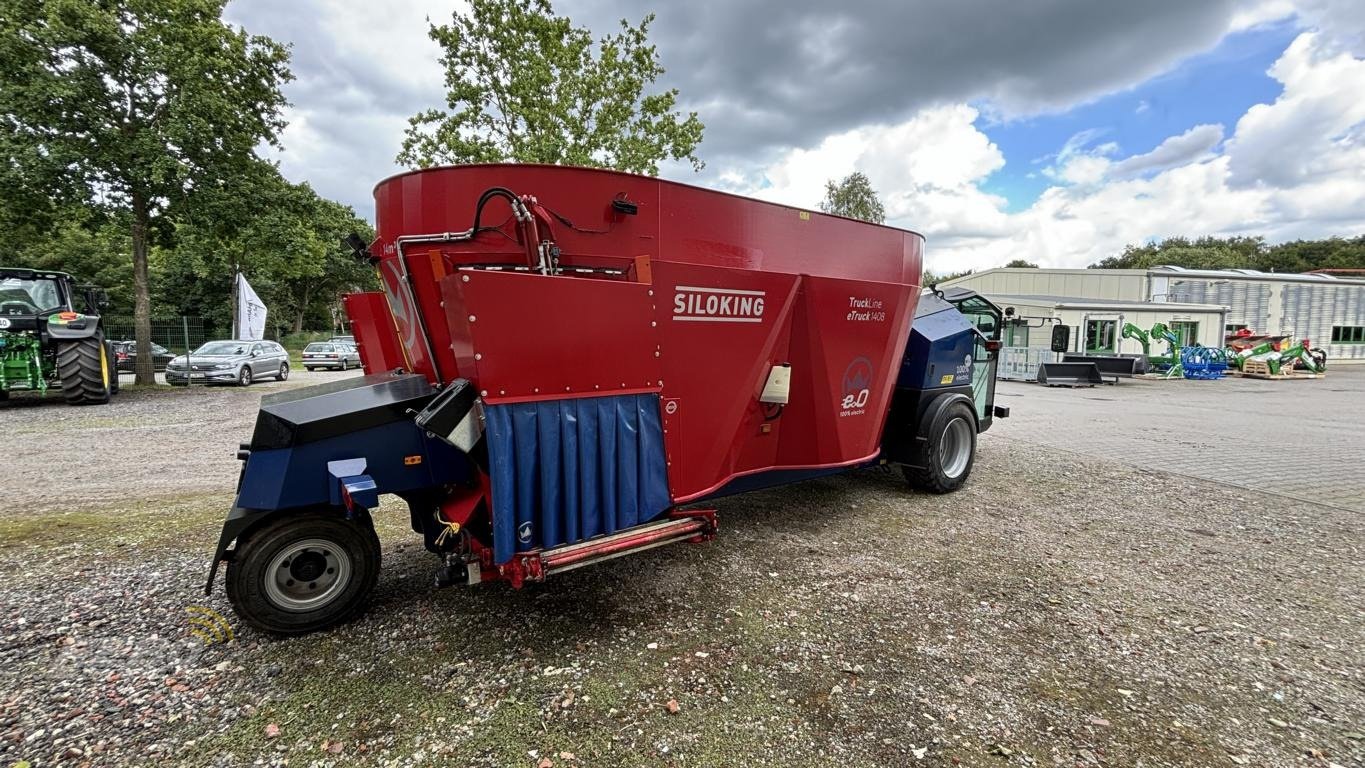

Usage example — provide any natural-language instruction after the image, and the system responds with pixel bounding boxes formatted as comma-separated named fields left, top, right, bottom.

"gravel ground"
left=1, top=380, right=1361, bottom=767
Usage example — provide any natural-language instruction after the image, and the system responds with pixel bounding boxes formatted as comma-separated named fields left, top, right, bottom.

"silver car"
left=165, top=340, right=290, bottom=386
left=302, top=341, right=361, bottom=371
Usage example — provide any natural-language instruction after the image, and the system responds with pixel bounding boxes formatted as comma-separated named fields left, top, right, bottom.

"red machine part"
left=343, top=292, right=408, bottom=374
left=348, top=164, right=924, bottom=575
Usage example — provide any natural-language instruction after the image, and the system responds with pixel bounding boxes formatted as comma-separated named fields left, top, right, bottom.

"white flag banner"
left=236, top=273, right=267, bottom=340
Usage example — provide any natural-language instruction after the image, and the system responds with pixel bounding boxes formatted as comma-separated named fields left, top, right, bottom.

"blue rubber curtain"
left=484, top=393, right=672, bottom=564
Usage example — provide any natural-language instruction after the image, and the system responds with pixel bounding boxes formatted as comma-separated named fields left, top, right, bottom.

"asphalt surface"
left=990, top=366, right=1365, bottom=512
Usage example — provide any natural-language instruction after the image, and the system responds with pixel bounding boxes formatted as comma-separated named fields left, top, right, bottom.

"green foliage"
left=922, top=268, right=973, bottom=287
left=1090, top=235, right=1365, bottom=272
left=161, top=162, right=376, bottom=336
left=1003, top=259, right=1039, bottom=268
left=2, top=0, right=292, bottom=381
left=819, top=172, right=886, bottom=224
left=11, top=209, right=137, bottom=310
left=398, top=0, right=704, bottom=175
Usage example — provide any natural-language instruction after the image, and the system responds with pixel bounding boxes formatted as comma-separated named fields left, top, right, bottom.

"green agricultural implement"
left=0, top=267, right=118, bottom=405
left=1121, top=321, right=1183, bottom=378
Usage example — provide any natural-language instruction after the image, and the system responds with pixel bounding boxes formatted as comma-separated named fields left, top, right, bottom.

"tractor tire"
left=107, top=342, right=120, bottom=395
left=226, top=510, right=381, bottom=635
left=56, top=333, right=113, bottom=405
left=903, top=400, right=977, bottom=494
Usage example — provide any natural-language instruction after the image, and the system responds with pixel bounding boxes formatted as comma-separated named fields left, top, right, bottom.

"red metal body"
left=360, top=164, right=922, bottom=502
left=347, top=164, right=922, bottom=583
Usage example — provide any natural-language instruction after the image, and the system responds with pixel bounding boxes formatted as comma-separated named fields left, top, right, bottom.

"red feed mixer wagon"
left=206, top=164, right=1008, bottom=634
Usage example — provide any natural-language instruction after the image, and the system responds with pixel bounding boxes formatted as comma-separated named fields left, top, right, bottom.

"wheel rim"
left=279, top=363, right=289, bottom=380
left=938, top=416, right=973, bottom=479
left=240, top=367, right=251, bottom=385
left=264, top=538, right=352, bottom=612
left=99, top=343, right=110, bottom=389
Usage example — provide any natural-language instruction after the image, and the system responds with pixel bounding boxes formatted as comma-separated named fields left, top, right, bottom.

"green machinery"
left=1121, top=321, right=1183, bottom=377
left=0, top=267, right=118, bottom=404
left=1224, top=332, right=1327, bottom=375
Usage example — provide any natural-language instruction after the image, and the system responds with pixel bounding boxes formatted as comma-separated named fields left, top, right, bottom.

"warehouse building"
left=939, top=265, right=1365, bottom=366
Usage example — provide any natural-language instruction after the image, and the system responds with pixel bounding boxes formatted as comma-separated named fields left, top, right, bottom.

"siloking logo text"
left=672, top=285, right=765, bottom=323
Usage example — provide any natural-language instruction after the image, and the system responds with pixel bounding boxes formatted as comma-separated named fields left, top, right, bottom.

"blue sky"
left=981, top=20, right=1300, bottom=212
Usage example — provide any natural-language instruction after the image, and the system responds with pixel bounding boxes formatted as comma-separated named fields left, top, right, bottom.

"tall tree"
left=819, top=172, right=886, bottom=224
left=1003, top=259, right=1039, bottom=268
left=1, top=0, right=291, bottom=383
left=398, top=0, right=704, bottom=175
left=167, top=162, right=375, bottom=337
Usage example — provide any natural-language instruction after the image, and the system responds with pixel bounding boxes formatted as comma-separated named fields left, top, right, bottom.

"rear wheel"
left=56, top=332, right=112, bottom=405
left=903, top=400, right=977, bottom=494
left=225, top=511, right=381, bottom=635
left=340, top=359, right=348, bottom=371
left=276, top=362, right=289, bottom=381
left=107, top=342, right=120, bottom=395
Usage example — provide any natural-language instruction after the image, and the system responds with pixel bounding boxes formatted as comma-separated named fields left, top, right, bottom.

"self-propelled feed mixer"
left=207, top=164, right=1008, bottom=634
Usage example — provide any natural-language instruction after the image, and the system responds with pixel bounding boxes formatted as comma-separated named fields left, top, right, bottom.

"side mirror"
left=1050, top=325, right=1071, bottom=353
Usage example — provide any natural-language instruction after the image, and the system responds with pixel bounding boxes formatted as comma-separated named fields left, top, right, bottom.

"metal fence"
left=102, top=316, right=208, bottom=356
left=999, top=346, right=1056, bottom=381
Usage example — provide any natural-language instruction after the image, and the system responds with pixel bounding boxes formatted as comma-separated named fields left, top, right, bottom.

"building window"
left=1085, top=319, right=1117, bottom=353
left=1331, top=325, right=1365, bottom=344
left=1225, top=323, right=1248, bottom=334
left=1170, top=320, right=1199, bottom=347
left=1005, top=323, right=1030, bottom=347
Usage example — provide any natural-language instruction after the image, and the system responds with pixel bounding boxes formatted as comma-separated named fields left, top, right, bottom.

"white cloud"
left=719, top=30, right=1365, bottom=273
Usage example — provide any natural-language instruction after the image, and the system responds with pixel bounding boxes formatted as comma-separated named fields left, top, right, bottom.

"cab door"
left=946, top=295, right=1003, bottom=427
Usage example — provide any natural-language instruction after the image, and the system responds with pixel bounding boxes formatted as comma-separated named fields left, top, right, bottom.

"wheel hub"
left=264, top=538, right=352, bottom=612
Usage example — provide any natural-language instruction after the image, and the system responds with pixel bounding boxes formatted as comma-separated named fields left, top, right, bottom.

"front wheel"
left=903, top=400, right=977, bottom=494
left=238, top=366, right=253, bottom=386
left=56, top=333, right=112, bottom=405
left=225, top=511, right=381, bottom=635
left=277, top=362, right=289, bottom=381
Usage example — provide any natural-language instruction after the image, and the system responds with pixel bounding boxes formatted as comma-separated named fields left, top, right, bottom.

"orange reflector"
left=404, top=455, right=422, bottom=466
left=57, top=311, right=79, bottom=321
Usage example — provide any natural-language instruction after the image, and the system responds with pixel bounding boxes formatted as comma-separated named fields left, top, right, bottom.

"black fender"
left=45, top=314, right=102, bottom=340
left=204, top=506, right=275, bottom=595
left=202, top=504, right=377, bottom=594
left=880, top=388, right=977, bottom=468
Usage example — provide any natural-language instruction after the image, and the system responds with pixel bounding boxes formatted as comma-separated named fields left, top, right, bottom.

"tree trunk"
left=131, top=190, right=155, bottom=386
left=292, top=283, right=311, bottom=334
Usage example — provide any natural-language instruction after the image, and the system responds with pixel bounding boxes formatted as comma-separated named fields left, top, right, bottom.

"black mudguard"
left=880, top=387, right=977, bottom=468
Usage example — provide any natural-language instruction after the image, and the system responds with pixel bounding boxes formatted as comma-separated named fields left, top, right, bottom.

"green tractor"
left=0, top=267, right=119, bottom=405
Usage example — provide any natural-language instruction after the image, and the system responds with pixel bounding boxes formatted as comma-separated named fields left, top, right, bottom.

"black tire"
left=305, top=367, right=315, bottom=372
left=277, top=362, right=289, bottom=381
left=340, top=359, right=348, bottom=371
left=238, top=366, right=253, bottom=387
left=903, top=400, right=977, bottom=494
left=225, top=510, right=381, bottom=635
left=107, top=342, right=120, bottom=395
left=56, top=333, right=112, bottom=405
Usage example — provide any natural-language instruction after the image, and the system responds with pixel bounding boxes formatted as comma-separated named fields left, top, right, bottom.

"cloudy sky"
left=224, top=0, right=1365, bottom=272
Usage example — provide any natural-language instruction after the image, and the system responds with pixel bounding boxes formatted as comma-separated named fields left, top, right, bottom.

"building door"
left=1084, top=319, right=1117, bottom=353
left=1170, top=320, right=1199, bottom=347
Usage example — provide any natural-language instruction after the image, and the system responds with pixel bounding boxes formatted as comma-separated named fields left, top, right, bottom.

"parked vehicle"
left=166, top=340, right=290, bottom=386
left=112, top=340, right=176, bottom=373
left=0, top=267, right=118, bottom=405
left=206, top=164, right=1007, bottom=634
left=302, top=342, right=360, bottom=371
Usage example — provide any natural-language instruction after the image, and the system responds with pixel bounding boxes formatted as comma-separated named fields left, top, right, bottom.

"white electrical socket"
left=759, top=363, right=791, bottom=404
